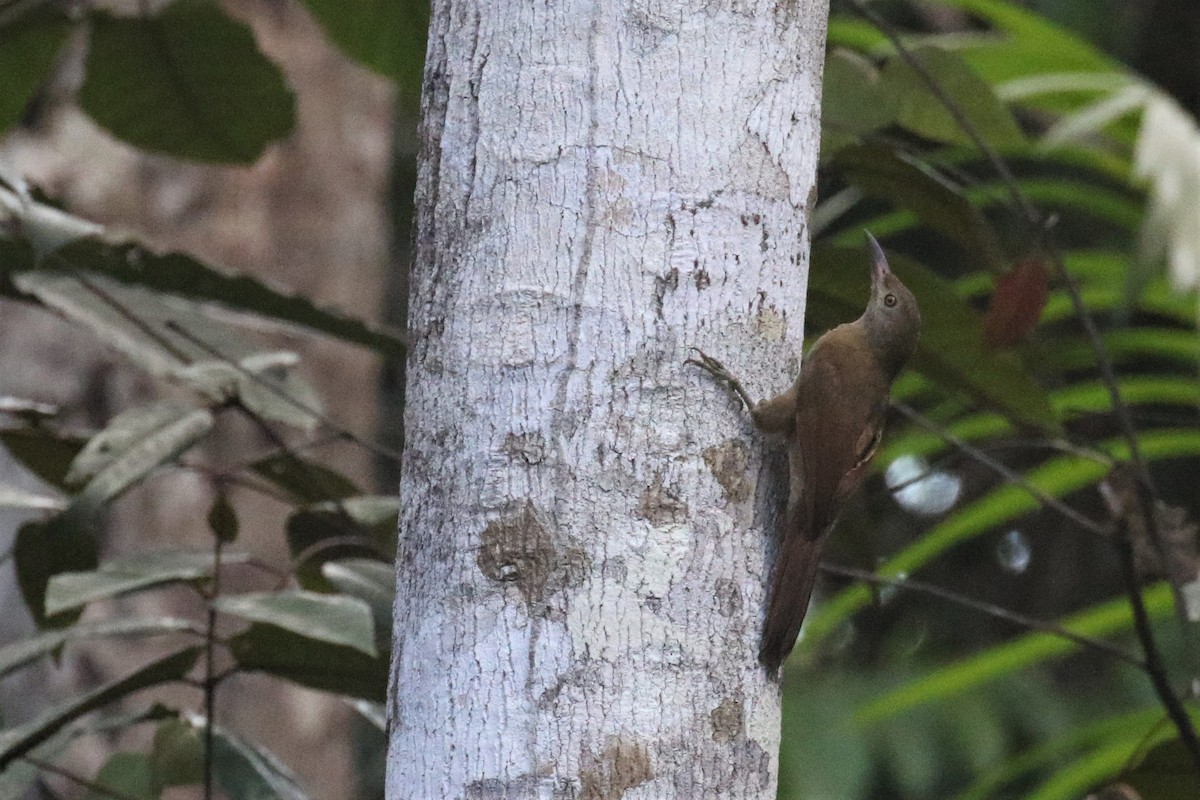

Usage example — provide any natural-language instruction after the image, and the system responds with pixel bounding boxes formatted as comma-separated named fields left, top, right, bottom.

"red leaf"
left=982, top=257, right=1048, bottom=348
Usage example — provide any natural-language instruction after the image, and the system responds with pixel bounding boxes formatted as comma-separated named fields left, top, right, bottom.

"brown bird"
left=689, top=233, right=921, bottom=671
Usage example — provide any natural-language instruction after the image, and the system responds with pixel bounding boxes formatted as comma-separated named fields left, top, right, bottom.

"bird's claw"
left=686, top=347, right=753, bottom=410
left=685, top=347, right=734, bottom=382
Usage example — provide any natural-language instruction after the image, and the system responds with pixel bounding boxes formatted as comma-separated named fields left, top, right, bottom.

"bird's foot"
left=686, top=348, right=755, bottom=411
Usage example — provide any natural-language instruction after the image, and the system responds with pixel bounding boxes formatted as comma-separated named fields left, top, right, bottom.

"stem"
left=891, top=402, right=1110, bottom=536
left=820, top=563, right=1145, bottom=669
left=204, top=534, right=222, bottom=800
left=1113, top=533, right=1200, bottom=769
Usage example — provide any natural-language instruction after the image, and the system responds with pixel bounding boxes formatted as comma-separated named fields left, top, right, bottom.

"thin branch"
left=1113, top=532, right=1200, bottom=767
left=891, top=402, right=1110, bottom=536
left=65, top=266, right=193, bottom=363
left=819, top=563, right=1146, bottom=669
left=163, top=320, right=404, bottom=465
left=22, top=756, right=143, bottom=800
left=203, top=533, right=222, bottom=800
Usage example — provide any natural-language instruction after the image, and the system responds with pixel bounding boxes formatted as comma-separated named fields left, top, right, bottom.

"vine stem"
left=819, top=563, right=1145, bottom=669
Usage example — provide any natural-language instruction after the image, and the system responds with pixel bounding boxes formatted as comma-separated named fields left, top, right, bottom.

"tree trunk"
left=389, top=1, right=829, bottom=797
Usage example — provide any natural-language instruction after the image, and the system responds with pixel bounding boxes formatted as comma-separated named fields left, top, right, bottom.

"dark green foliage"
left=80, top=0, right=295, bottom=163
left=0, top=7, right=72, bottom=136
left=228, top=623, right=388, bottom=703
left=298, top=0, right=429, bottom=91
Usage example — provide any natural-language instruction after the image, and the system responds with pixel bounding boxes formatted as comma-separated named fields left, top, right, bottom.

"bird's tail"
left=758, top=531, right=824, bottom=672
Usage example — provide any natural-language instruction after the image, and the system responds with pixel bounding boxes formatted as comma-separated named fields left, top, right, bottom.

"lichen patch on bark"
left=710, top=695, right=745, bottom=742
left=477, top=502, right=587, bottom=610
left=637, top=475, right=688, bottom=526
left=702, top=439, right=752, bottom=504
left=579, top=736, right=654, bottom=800
left=503, top=430, right=548, bottom=464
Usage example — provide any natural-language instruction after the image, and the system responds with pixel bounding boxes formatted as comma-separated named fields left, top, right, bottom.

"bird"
left=688, top=232, right=921, bottom=671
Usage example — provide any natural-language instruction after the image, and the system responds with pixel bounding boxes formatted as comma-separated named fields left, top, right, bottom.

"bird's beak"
left=865, top=231, right=890, bottom=284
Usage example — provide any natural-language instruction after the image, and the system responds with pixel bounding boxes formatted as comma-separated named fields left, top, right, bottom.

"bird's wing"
left=758, top=329, right=888, bottom=669
left=791, top=331, right=886, bottom=541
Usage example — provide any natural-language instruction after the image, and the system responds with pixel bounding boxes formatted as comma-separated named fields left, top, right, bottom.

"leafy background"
left=2, top=0, right=1200, bottom=798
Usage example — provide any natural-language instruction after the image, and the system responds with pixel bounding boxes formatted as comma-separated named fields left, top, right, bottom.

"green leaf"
left=67, top=400, right=205, bottom=486
left=1048, top=329, right=1200, bottom=373
left=65, top=401, right=213, bottom=511
left=0, top=187, right=406, bottom=356
left=0, top=617, right=201, bottom=679
left=171, top=351, right=324, bottom=433
left=856, top=585, right=1173, bottom=724
left=214, top=590, right=377, bottom=656
left=0, top=647, right=200, bottom=770
left=46, top=550, right=249, bottom=615
left=0, top=424, right=86, bottom=489
left=206, top=722, right=311, bottom=800
left=833, top=144, right=1005, bottom=269
left=809, top=244, right=1058, bottom=431
left=931, top=0, right=1117, bottom=83
left=228, top=623, right=386, bottom=702
left=320, top=558, right=394, bottom=620
left=14, top=511, right=98, bottom=627
left=801, top=429, right=1200, bottom=653
left=822, top=49, right=896, bottom=147
left=1122, top=735, right=1200, bottom=799
left=879, top=376, right=1200, bottom=464
left=0, top=8, right=73, bottom=136
left=52, top=237, right=407, bottom=357
left=0, top=484, right=63, bottom=511
left=321, top=558, right=394, bottom=647
left=953, top=707, right=1163, bottom=800
left=250, top=452, right=359, bottom=504
left=86, top=752, right=157, bottom=800
left=881, top=45, right=1026, bottom=150
left=297, top=0, right=427, bottom=88
left=150, top=717, right=204, bottom=791
left=80, top=0, right=294, bottom=163
left=9, top=270, right=328, bottom=429
left=1026, top=736, right=1157, bottom=800
left=287, top=496, right=397, bottom=589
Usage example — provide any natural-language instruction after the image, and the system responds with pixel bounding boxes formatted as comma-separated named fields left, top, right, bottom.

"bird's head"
left=862, top=231, right=922, bottom=376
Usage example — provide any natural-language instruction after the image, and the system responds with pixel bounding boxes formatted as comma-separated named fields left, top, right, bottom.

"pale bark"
left=389, top=1, right=829, bottom=797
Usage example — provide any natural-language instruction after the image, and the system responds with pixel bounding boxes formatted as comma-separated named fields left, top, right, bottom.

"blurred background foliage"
left=2, top=0, right=1200, bottom=798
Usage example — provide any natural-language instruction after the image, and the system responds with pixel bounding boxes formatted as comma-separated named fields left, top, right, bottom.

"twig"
left=891, top=402, right=1110, bottom=536
left=163, top=320, right=404, bottom=465
left=22, top=756, right=143, bottom=800
left=819, top=563, right=1145, bottom=669
left=1113, top=532, right=1200, bottom=767
left=65, top=267, right=194, bottom=363
left=203, top=533, right=222, bottom=800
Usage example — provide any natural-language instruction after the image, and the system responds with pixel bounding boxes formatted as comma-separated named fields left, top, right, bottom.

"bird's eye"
left=884, top=293, right=897, bottom=307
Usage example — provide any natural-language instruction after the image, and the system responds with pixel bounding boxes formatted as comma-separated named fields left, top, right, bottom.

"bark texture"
left=390, top=1, right=829, bottom=797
